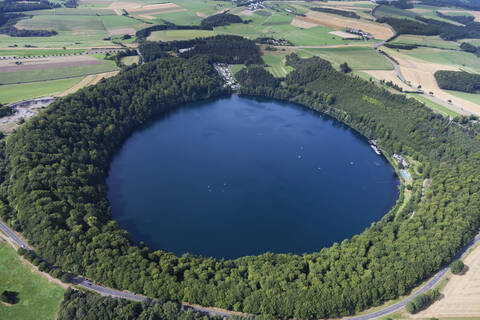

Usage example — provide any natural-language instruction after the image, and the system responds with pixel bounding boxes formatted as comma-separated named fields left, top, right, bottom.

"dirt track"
left=414, top=244, right=480, bottom=318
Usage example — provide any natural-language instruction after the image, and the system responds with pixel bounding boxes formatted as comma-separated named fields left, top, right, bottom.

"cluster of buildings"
left=213, top=63, right=240, bottom=90
left=346, top=27, right=373, bottom=40
left=393, top=153, right=409, bottom=168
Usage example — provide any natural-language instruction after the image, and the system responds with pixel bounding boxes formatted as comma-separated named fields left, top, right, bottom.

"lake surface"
left=107, top=95, right=398, bottom=259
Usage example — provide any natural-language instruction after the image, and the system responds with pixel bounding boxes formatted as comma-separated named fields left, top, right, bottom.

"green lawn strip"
left=0, top=49, right=86, bottom=57
left=230, top=64, right=245, bottom=75
left=29, top=8, right=116, bottom=16
left=409, top=93, right=460, bottom=117
left=16, top=15, right=107, bottom=32
left=120, top=56, right=140, bottom=66
left=0, top=241, right=65, bottom=320
left=301, top=46, right=393, bottom=70
left=147, top=30, right=215, bottom=41
left=445, top=89, right=480, bottom=106
left=101, top=15, right=145, bottom=29
left=0, top=61, right=118, bottom=85
left=399, top=47, right=480, bottom=73
left=0, top=31, right=112, bottom=48
left=390, top=35, right=460, bottom=50
left=0, top=78, right=83, bottom=104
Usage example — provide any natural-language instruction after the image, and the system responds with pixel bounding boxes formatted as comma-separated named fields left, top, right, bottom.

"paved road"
left=345, top=232, right=480, bottom=320
left=136, top=49, right=145, bottom=65
left=0, top=220, right=31, bottom=250
left=1, top=217, right=479, bottom=319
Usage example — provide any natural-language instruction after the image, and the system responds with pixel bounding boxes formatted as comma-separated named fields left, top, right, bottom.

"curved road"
left=1, top=218, right=479, bottom=319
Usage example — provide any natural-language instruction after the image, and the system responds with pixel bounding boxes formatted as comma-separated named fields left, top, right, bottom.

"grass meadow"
left=0, top=241, right=65, bottom=320
left=0, top=77, right=82, bottom=104
left=300, top=46, right=394, bottom=70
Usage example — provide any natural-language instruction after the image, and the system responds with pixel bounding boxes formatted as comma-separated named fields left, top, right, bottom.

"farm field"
left=0, top=55, right=118, bottom=85
left=0, top=241, right=65, bottom=320
left=413, top=243, right=480, bottom=319
left=390, top=35, right=460, bottom=50
left=301, top=46, right=393, bottom=70
left=295, top=9, right=394, bottom=40
left=0, top=77, right=83, bottom=104
left=383, top=48, right=480, bottom=115
left=397, top=47, right=480, bottom=74
left=446, top=90, right=480, bottom=106
left=148, top=30, right=215, bottom=41
left=0, top=49, right=86, bottom=57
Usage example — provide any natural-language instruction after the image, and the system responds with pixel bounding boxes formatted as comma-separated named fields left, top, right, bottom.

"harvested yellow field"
left=56, top=71, right=119, bottom=97
left=385, top=48, right=480, bottom=115
left=413, top=244, right=480, bottom=318
left=127, top=3, right=181, bottom=13
left=299, top=10, right=393, bottom=40
left=363, top=70, right=412, bottom=91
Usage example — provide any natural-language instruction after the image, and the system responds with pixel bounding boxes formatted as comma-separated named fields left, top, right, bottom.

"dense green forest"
left=235, top=66, right=280, bottom=88
left=2, top=37, right=480, bottom=319
left=434, top=70, right=480, bottom=93
left=200, top=13, right=243, bottom=28
left=139, top=36, right=263, bottom=65
left=436, top=11, right=475, bottom=25
left=57, top=289, right=230, bottom=320
left=460, top=42, right=480, bottom=57
left=377, top=16, right=480, bottom=40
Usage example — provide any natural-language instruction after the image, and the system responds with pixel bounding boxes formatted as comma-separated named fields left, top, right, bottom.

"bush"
left=450, top=259, right=464, bottom=274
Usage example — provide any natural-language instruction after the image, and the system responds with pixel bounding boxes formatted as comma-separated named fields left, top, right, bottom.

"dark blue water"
left=107, top=95, right=398, bottom=259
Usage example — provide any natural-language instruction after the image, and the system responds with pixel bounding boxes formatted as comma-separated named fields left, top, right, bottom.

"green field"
left=400, top=47, right=480, bottom=73
left=0, top=49, right=86, bottom=57
left=390, top=35, right=460, bottom=50
left=409, top=93, right=460, bottom=117
left=230, top=64, right=245, bottom=75
left=120, top=56, right=140, bottom=66
left=0, top=32, right=111, bottom=48
left=30, top=8, right=116, bottom=16
left=0, top=58, right=118, bottom=85
left=263, top=52, right=293, bottom=77
left=0, top=77, right=82, bottom=104
left=148, top=29, right=215, bottom=41
left=0, top=241, right=65, bottom=320
left=17, top=15, right=107, bottom=32
left=446, top=90, right=480, bottom=106
left=101, top=15, right=146, bottom=30
left=300, top=46, right=394, bottom=71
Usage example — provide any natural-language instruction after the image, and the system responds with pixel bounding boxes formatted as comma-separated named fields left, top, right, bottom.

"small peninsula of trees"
left=200, top=13, right=243, bottom=28
left=0, top=290, right=19, bottom=304
left=434, top=70, right=480, bottom=93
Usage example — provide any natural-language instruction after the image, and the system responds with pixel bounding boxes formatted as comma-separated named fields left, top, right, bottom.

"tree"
left=450, top=259, right=464, bottom=274
left=0, top=290, right=19, bottom=304
left=340, top=62, right=352, bottom=73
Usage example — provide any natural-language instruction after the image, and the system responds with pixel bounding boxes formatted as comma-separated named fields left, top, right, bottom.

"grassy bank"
left=0, top=241, right=65, bottom=320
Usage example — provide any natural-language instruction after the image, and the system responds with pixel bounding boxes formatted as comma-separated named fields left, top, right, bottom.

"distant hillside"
left=420, top=0, right=480, bottom=10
